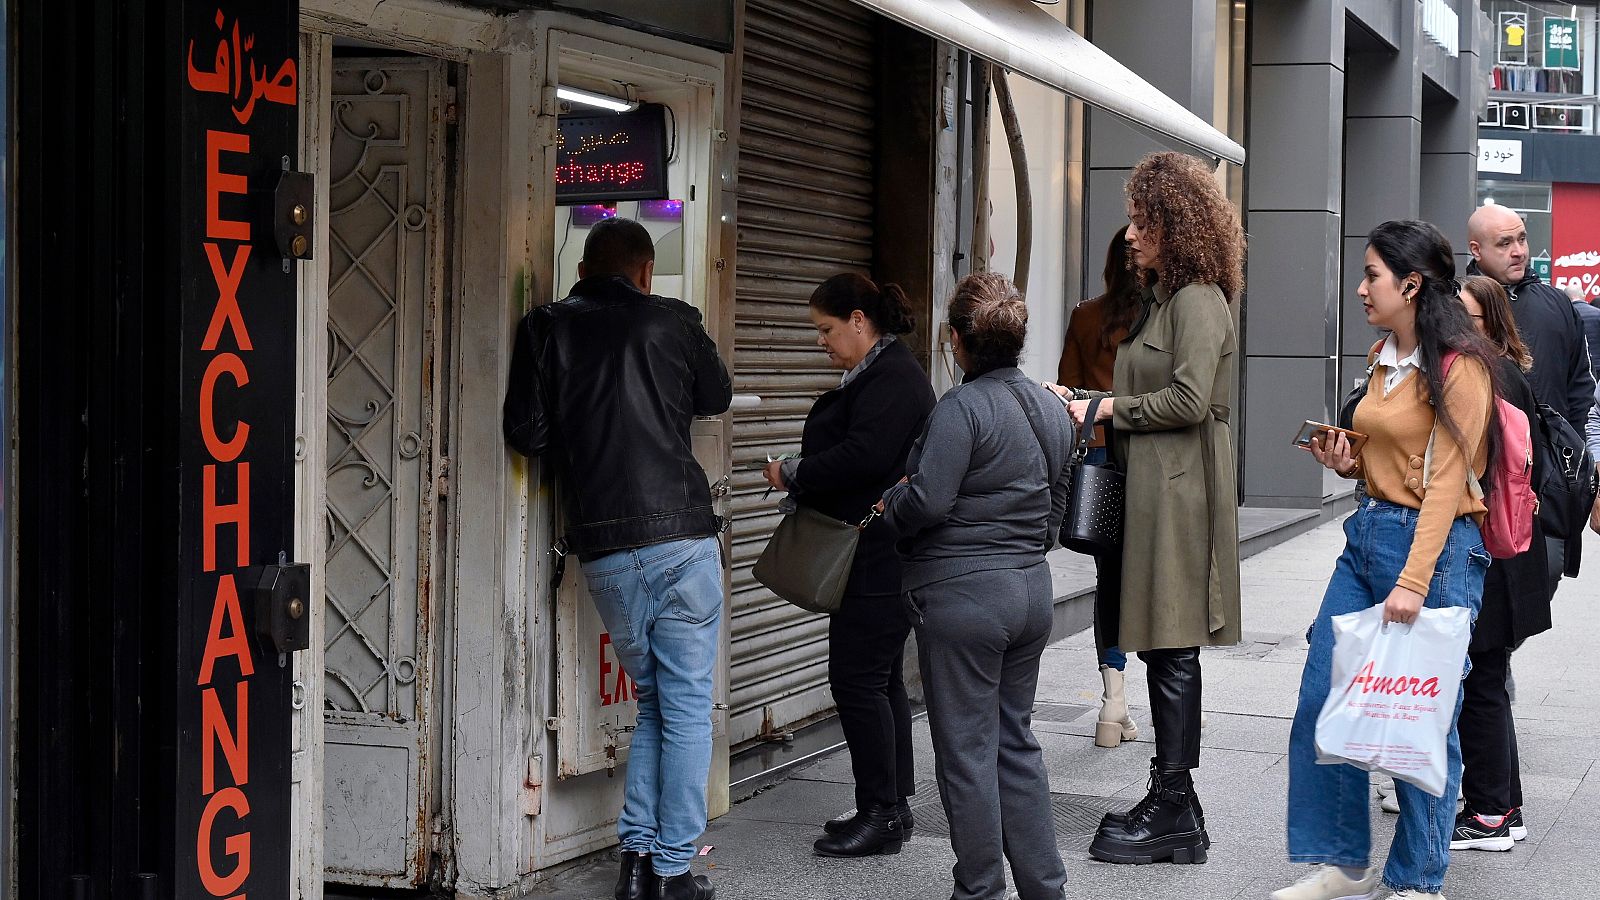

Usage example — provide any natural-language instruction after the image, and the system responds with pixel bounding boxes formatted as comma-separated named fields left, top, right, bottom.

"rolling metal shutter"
left=729, top=0, right=878, bottom=746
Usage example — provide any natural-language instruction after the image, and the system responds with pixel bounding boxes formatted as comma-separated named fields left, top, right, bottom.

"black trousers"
left=1140, top=647, right=1203, bottom=772
left=1460, top=647, right=1522, bottom=814
left=829, top=591, right=915, bottom=809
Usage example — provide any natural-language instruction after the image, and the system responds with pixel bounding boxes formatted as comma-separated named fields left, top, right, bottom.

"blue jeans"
left=1286, top=501, right=1489, bottom=893
left=582, top=536, right=724, bottom=876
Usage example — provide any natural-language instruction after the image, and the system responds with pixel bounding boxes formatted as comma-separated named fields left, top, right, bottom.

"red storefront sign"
left=1552, top=182, right=1600, bottom=301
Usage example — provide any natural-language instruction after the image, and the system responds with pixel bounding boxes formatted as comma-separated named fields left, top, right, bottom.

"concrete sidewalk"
left=538, top=520, right=1600, bottom=899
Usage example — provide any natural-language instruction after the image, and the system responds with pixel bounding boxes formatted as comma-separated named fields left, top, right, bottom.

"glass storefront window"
left=1484, top=1, right=1600, bottom=134
left=1477, top=178, right=1555, bottom=258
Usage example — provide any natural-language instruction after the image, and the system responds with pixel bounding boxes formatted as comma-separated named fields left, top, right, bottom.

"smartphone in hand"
left=1292, top=420, right=1368, bottom=457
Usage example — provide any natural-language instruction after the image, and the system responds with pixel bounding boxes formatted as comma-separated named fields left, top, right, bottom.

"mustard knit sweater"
left=1349, top=353, right=1492, bottom=596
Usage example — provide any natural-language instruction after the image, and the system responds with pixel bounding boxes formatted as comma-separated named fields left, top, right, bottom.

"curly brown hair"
left=1125, top=152, right=1245, bottom=301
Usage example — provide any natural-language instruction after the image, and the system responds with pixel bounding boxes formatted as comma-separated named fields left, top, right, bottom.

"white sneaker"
left=1380, top=792, right=1400, bottom=814
left=1271, top=865, right=1380, bottom=900
left=1384, top=891, right=1445, bottom=900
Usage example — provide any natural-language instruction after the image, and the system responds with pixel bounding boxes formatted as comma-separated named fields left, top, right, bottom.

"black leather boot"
left=823, top=798, right=915, bottom=838
left=655, top=871, right=715, bottom=900
left=1099, top=761, right=1208, bottom=848
left=1089, top=770, right=1208, bottom=865
left=813, top=801, right=904, bottom=857
left=614, top=850, right=652, bottom=900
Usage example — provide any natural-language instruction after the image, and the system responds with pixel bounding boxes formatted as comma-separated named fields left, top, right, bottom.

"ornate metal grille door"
left=321, top=58, right=447, bottom=887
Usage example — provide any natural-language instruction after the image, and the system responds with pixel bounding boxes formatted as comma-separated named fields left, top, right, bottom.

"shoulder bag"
left=753, top=505, right=878, bottom=615
left=1058, top=397, right=1125, bottom=555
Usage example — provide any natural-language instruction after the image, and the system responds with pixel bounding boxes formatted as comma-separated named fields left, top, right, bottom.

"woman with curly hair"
left=1051, top=150, right=1244, bottom=866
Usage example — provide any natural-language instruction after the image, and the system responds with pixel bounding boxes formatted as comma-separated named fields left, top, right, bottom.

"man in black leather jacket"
left=504, top=218, right=730, bottom=900
left=1468, top=204, right=1596, bottom=583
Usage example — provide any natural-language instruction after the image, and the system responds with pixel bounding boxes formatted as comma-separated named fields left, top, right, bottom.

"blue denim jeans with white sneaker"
left=582, top=536, right=724, bottom=877
left=1287, top=500, right=1489, bottom=893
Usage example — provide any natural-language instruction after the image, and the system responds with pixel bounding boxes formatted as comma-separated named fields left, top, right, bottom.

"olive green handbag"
left=752, top=505, right=880, bottom=614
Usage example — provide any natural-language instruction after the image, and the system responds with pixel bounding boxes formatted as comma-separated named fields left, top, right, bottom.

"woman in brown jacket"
left=1051, top=151, right=1244, bottom=866
left=1057, top=226, right=1143, bottom=749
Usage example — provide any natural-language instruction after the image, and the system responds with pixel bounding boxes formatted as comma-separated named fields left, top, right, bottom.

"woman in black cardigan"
left=1452, top=275, right=1553, bottom=850
left=762, top=272, right=936, bottom=857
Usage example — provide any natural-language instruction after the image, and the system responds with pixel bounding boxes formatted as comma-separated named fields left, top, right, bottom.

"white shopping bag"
left=1313, top=604, right=1473, bottom=797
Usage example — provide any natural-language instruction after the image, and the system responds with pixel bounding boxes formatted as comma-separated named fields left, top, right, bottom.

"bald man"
left=1467, top=204, right=1596, bottom=431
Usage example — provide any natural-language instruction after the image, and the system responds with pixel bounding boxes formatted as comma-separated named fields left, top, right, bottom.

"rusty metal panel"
left=321, top=56, right=448, bottom=888
left=728, top=0, right=877, bottom=747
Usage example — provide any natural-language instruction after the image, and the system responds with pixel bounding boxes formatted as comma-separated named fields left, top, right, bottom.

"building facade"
left=1475, top=1, right=1600, bottom=303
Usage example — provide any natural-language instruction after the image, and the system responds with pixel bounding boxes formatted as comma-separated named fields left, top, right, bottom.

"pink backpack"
left=1424, top=352, right=1536, bottom=559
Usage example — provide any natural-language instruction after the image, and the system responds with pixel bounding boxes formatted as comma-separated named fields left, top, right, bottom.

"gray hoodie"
left=882, top=367, right=1076, bottom=591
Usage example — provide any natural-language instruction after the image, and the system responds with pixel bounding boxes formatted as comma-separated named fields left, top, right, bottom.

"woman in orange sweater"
left=1057, top=226, right=1143, bottom=748
left=1275, top=220, right=1499, bottom=900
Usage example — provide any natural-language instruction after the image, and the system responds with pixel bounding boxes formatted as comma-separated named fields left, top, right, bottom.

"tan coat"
left=1098, top=281, right=1241, bottom=651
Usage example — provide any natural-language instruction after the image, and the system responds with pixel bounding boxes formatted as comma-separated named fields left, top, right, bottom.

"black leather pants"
left=1140, top=647, right=1202, bottom=772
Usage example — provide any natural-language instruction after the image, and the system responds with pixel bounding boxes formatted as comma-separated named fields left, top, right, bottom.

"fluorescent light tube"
left=557, top=86, right=637, bottom=112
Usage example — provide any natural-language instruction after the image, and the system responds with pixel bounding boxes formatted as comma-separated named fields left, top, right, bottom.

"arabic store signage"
left=180, top=4, right=297, bottom=899
left=1478, top=138, right=1522, bottom=175
left=1553, top=182, right=1600, bottom=301
left=1545, top=16, right=1580, bottom=70
left=555, top=104, right=669, bottom=205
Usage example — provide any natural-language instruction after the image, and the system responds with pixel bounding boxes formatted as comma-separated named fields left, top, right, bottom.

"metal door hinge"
left=437, top=457, right=452, bottom=497
left=445, top=86, right=459, bottom=126
left=523, top=756, right=544, bottom=816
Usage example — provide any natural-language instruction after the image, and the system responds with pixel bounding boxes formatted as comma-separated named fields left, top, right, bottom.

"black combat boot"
left=823, top=798, right=915, bottom=838
left=614, top=850, right=652, bottom=900
left=1099, top=761, right=1208, bottom=848
left=655, top=871, right=715, bottom=900
left=813, top=801, right=904, bottom=857
left=1089, top=769, right=1208, bottom=865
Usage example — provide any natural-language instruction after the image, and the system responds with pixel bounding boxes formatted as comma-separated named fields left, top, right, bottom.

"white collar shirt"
left=1377, top=334, right=1425, bottom=396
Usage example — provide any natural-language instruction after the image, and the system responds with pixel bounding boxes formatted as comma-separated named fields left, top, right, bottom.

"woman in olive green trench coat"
left=1053, top=151, right=1244, bottom=867
left=1105, top=278, right=1242, bottom=652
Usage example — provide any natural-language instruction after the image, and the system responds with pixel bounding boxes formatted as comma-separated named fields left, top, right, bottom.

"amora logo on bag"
left=1348, top=662, right=1442, bottom=698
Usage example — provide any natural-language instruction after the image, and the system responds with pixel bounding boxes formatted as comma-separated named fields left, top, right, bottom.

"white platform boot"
left=1095, top=664, right=1140, bottom=748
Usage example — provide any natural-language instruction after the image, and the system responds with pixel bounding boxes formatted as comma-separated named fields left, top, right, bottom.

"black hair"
left=1366, top=219, right=1501, bottom=471
left=947, top=272, right=1027, bottom=376
left=582, top=217, right=656, bottom=278
left=809, top=272, right=916, bottom=336
left=1100, top=225, right=1142, bottom=348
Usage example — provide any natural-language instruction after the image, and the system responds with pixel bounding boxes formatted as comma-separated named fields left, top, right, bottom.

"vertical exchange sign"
left=179, top=3, right=299, bottom=898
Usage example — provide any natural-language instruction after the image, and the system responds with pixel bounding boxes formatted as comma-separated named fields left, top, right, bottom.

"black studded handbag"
left=1059, top=397, right=1125, bottom=556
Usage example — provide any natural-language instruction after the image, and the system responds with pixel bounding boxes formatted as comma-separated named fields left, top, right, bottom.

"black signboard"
left=556, top=104, right=669, bottom=205
left=176, top=2, right=298, bottom=897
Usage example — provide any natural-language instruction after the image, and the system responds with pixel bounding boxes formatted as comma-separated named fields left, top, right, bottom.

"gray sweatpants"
left=910, top=562, right=1067, bottom=900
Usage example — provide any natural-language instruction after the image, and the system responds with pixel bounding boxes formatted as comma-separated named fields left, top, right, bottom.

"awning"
left=848, top=0, right=1246, bottom=165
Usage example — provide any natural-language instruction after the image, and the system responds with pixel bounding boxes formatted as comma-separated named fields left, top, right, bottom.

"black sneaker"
left=1450, top=809, right=1514, bottom=851
left=1508, top=807, right=1527, bottom=841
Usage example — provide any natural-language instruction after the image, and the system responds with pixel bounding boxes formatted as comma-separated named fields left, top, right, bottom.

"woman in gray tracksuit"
left=880, top=272, right=1074, bottom=900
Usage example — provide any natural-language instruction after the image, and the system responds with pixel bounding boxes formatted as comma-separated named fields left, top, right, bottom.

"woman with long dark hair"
left=1276, top=221, right=1499, bottom=900
left=1449, top=275, right=1550, bottom=854
left=1051, top=151, right=1244, bottom=866
left=1057, top=226, right=1144, bottom=748
left=761, top=272, right=935, bottom=857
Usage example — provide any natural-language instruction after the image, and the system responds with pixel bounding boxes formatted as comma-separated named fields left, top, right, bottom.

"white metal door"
left=320, top=57, right=448, bottom=888
left=729, top=0, right=879, bottom=746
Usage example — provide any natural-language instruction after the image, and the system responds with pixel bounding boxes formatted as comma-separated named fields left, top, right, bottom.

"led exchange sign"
left=555, top=104, right=670, bottom=205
